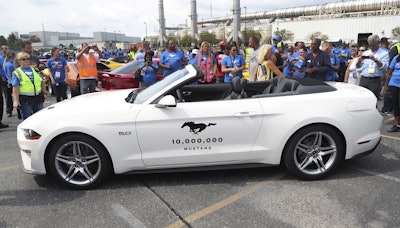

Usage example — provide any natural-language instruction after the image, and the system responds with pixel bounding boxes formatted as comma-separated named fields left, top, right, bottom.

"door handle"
left=234, top=112, right=257, bottom=117
left=182, top=91, right=192, bottom=96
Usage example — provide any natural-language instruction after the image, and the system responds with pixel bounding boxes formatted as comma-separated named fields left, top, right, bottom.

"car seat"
left=226, top=77, right=248, bottom=99
left=262, top=77, right=299, bottom=94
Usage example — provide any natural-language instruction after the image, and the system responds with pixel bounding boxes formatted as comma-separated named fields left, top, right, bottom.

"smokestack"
left=233, top=0, right=240, bottom=43
left=158, top=0, right=166, bottom=47
left=190, top=0, right=198, bottom=40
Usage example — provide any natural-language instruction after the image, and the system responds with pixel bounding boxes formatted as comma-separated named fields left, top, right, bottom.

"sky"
left=0, top=0, right=338, bottom=39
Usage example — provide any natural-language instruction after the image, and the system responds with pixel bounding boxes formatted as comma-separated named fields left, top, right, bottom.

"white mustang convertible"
left=18, top=64, right=382, bottom=189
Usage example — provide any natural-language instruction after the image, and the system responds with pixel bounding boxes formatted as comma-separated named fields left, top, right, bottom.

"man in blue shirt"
left=0, top=45, right=9, bottom=128
left=159, top=40, right=187, bottom=77
left=357, top=34, right=389, bottom=99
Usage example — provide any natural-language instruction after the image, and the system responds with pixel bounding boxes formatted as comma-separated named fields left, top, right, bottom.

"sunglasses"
left=19, top=58, right=30, bottom=61
left=359, top=49, right=365, bottom=52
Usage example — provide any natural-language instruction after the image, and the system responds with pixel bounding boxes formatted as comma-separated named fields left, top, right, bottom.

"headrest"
left=231, top=77, right=247, bottom=94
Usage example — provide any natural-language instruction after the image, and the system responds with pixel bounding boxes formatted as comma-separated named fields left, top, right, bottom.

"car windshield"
left=133, top=68, right=189, bottom=104
left=110, top=60, right=143, bottom=74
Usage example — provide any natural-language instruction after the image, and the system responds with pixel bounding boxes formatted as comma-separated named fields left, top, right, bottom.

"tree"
left=181, top=35, right=197, bottom=47
left=199, top=32, right=218, bottom=46
left=0, top=36, right=7, bottom=46
left=7, top=33, right=21, bottom=51
left=392, top=26, right=400, bottom=39
left=308, top=32, right=329, bottom=42
left=274, top=29, right=294, bottom=42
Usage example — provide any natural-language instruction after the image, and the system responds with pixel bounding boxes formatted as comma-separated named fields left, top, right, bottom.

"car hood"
left=19, top=89, right=136, bottom=130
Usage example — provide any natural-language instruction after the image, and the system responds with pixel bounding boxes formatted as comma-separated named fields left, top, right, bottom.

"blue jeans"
left=80, top=78, right=96, bottom=95
left=20, top=99, right=44, bottom=120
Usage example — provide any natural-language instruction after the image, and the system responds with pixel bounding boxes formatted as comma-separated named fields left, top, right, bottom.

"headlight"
left=22, top=129, right=41, bottom=140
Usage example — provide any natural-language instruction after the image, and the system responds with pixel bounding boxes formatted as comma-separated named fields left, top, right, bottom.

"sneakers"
left=0, top=122, right=9, bottom=129
left=381, top=111, right=393, bottom=116
left=388, top=125, right=400, bottom=132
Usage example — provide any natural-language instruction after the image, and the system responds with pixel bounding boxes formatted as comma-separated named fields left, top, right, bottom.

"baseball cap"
left=219, top=40, right=226, bottom=46
left=192, top=49, right=199, bottom=55
left=273, top=35, right=281, bottom=41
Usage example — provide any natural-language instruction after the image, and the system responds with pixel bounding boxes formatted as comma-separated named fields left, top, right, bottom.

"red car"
left=98, top=59, right=163, bottom=91
left=67, top=60, right=163, bottom=96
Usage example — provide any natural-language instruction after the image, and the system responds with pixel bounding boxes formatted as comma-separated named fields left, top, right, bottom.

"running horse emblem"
left=181, top=122, right=217, bottom=134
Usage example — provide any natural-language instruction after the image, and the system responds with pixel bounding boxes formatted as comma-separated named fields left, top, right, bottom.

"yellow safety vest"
left=14, top=67, right=43, bottom=96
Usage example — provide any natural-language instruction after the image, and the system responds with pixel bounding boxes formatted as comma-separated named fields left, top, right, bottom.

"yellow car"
left=100, top=59, right=124, bottom=70
left=242, top=62, right=250, bottom=80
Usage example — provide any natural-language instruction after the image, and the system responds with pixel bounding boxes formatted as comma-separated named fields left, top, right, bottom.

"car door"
left=136, top=99, right=263, bottom=166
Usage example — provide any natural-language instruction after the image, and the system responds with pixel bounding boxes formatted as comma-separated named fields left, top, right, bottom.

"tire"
left=47, top=134, right=112, bottom=189
left=283, top=125, right=344, bottom=180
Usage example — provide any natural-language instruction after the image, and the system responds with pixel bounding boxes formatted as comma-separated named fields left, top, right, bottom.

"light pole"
left=244, top=6, right=247, bottom=45
left=104, top=28, right=107, bottom=48
left=144, top=22, right=147, bottom=42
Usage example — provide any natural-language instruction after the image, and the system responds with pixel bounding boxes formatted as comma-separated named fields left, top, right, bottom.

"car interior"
left=169, top=76, right=337, bottom=103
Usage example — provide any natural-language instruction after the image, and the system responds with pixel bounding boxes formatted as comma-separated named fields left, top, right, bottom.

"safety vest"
left=196, top=53, right=215, bottom=83
left=14, top=67, right=43, bottom=96
left=390, top=43, right=400, bottom=55
left=77, top=53, right=98, bottom=79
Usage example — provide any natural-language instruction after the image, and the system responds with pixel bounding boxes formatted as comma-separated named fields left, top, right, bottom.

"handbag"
left=256, top=63, right=272, bottom=81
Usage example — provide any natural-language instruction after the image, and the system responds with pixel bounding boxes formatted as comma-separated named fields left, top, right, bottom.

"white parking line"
left=111, top=203, right=148, bottom=228
left=345, top=165, right=400, bottom=183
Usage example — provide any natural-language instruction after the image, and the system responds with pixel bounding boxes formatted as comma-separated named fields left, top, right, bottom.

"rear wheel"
left=47, top=134, right=112, bottom=189
left=283, top=125, right=344, bottom=180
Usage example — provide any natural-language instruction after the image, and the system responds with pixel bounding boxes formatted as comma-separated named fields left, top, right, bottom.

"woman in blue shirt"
left=221, top=44, right=245, bottom=83
left=384, top=54, right=400, bottom=132
left=138, top=51, right=159, bottom=87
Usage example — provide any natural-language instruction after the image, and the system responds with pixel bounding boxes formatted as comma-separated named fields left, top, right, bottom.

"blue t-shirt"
left=139, top=62, right=159, bottom=86
left=389, top=55, right=400, bottom=88
left=188, top=54, right=197, bottom=65
left=222, top=55, right=245, bottom=83
left=160, top=49, right=187, bottom=77
left=338, top=48, right=351, bottom=63
left=46, top=57, right=68, bottom=83
left=326, top=53, right=340, bottom=81
left=291, top=58, right=306, bottom=78
left=283, top=53, right=293, bottom=77
left=0, top=54, right=5, bottom=78
left=4, top=61, right=15, bottom=84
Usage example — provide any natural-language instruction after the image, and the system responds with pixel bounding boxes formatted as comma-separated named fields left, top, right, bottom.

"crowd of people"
left=1, top=34, right=400, bottom=132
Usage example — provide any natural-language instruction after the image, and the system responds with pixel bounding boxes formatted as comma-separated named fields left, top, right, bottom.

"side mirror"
left=155, top=95, right=177, bottom=108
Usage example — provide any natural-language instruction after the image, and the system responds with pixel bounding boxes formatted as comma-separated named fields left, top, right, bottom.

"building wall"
left=271, top=15, right=399, bottom=44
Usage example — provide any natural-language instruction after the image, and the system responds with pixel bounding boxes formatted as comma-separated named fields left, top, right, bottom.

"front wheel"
left=47, top=134, right=112, bottom=189
left=283, top=125, right=344, bottom=180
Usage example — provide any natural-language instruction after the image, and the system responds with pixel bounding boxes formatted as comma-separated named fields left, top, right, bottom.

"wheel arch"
left=44, top=132, right=115, bottom=175
left=280, top=122, right=346, bottom=166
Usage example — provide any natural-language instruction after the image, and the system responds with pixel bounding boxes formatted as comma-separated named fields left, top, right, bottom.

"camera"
left=361, top=55, right=370, bottom=59
left=88, top=46, right=93, bottom=49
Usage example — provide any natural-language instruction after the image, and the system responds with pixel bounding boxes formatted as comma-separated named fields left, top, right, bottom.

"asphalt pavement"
left=0, top=94, right=399, bottom=228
